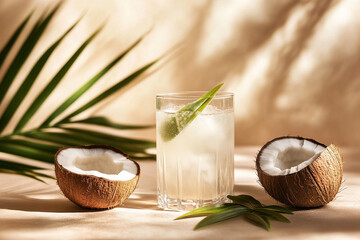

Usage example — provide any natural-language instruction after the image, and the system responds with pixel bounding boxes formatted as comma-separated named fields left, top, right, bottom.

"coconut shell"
left=55, top=145, right=140, bottom=209
left=256, top=137, right=343, bottom=208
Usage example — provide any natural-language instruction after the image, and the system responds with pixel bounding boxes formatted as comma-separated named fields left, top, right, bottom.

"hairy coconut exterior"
left=256, top=137, right=343, bottom=208
left=55, top=145, right=140, bottom=209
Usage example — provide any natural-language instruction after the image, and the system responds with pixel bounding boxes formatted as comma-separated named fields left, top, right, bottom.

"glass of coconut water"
left=156, top=91, right=234, bottom=210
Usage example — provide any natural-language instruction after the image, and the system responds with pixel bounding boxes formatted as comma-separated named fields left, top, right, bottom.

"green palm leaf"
left=61, top=127, right=155, bottom=145
left=0, top=138, right=61, bottom=153
left=59, top=59, right=158, bottom=122
left=0, top=11, right=33, bottom=68
left=175, top=203, right=241, bottom=220
left=0, top=19, right=80, bottom=133
left=58, top=116, right=153, bottom=130
left=159, top=83, right=223, bottom=142
left=194, top=207, right=250, bottom=230
left=253, top=208, right=291, bottom=223
left=40, top=35, right=145, bottom=127
left=0, top=5, right=159, bottom=182
left=23, top=130, right=154, bottom=154
left=0, top=4, right=60, bottom=104
left=20, top=129, right=156, bottom=160
left=14, top=25, right=103, bottom=132
left=176, top=195, right=292, bottom=231
left=0, top=159, right=54, bottom=182
left=245, top=213, right=271, bottom=231
left=0, top=142, right=54, bottom=163
left=130, top=155, right=156, bottom=160
left=21, top=131, right=88, bottom=146
left=262, top=205, right=294, bottom=214
left=227, top=194, right=263, bottom=208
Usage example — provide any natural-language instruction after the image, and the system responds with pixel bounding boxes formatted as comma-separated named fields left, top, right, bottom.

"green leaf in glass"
left=160, top=83, right=223, bottom=142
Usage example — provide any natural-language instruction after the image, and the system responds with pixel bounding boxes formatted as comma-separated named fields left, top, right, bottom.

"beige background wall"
left=0, top=0, right=359, bottom=146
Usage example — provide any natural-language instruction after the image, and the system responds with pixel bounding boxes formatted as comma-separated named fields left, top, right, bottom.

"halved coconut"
left=55, top=145, right=140, bottom=209
left=256, top=136, right=343, bottom=208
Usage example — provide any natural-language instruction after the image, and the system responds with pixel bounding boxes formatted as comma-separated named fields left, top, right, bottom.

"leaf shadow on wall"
left=170, top=0, right=360, bottom=146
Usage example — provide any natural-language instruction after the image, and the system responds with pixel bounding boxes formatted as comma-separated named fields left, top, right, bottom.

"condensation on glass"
left=156, top=91, right=234, bottom=210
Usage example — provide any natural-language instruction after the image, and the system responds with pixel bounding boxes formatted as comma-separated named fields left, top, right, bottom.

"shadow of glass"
left=233, top=183, right=283, bottom=206
left=120, top=192, right=161, bottom=211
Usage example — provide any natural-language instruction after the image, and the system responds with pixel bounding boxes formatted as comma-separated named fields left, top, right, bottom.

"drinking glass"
left=156, top=91, right=234, bottom=210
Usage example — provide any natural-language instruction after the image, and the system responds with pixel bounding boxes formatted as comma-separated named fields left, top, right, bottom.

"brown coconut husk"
left=256, top=136, right=343, bottom=208
left=55, top=145, right=140, bottom=209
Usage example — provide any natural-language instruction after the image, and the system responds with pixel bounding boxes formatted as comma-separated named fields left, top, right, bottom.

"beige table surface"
left=0, top=147, right=359, bottom=240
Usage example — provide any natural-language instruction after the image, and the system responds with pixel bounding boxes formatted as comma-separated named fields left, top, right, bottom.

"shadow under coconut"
left=279, top=206, right=360, bottom=234
left=233, top=184, right=302, bottom=213
left=233, top=184, right=277, bottom=204
left=233, top=184, right=360, bottom=234
left=0, top=217, right=81, bottom=233
left=0, top=194, right=103, bottom=213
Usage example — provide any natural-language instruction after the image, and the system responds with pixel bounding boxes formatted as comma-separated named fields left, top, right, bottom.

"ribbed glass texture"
left=156, top=92, right=234, bottom=210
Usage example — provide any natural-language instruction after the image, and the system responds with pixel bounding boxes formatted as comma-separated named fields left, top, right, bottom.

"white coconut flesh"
left=259, top=138, right=326, bottom=176
left=57, top=148, right=138, bottom=181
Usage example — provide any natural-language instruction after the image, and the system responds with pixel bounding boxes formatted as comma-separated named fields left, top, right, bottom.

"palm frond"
left=40, top=35, right=146, bottom=127
left=0, top=18, right=80, bottom=133
left=0, top=4, right=60, bottom=103
left=61, top=127, right=155, bottom=145
left=21, top=129, right=155, bottom=158
left=0, top=138, right=61, bottom=153
left=0, top=159, right=54, bottom=181
left=59, top=59, right=158, bottom=123
left=0, top=142, right=54, bottom=163
left=0, top=10, right=33, bottom=68
left=58, top=116, right=154, bottom=130
left=0, top=5, right=159, bottom=182
left=14, top=25, right=103, bottom=132
left=21, top=131, right=88, bottom=147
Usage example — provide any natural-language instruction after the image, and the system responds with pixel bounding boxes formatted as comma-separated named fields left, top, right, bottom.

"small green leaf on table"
left=227, top=194, right=263, bottom=208
left=245, top=212, right=271, bottom=231
left=175, top=194, right=293, bottom=231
